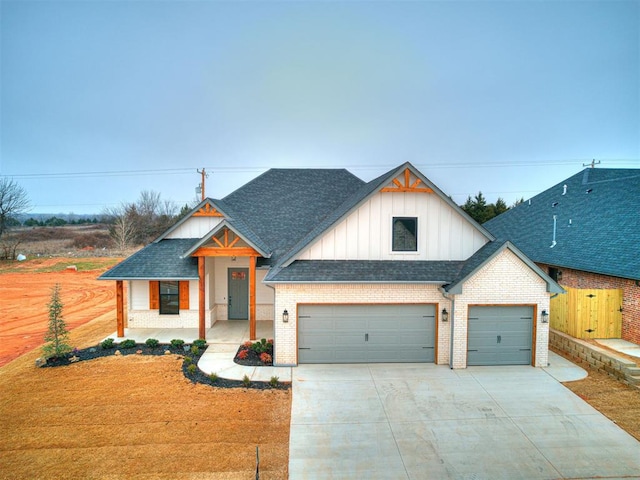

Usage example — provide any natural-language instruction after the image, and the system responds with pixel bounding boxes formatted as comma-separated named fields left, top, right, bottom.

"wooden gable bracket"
left=381, top=168, right=434, bottom=193
left=193, top=227, right=260, bottom=257
left=193, top=203, right=224, bottom=217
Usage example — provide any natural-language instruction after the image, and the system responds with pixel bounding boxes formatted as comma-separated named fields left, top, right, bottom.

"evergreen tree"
left=42, top=284, right=72, bottom=359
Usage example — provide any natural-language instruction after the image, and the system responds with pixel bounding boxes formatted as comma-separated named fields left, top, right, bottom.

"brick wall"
left=128, top=309, right=212, bottom=329
left=454, top=249, right=551, bottom=368
left=550, top=330, right=640, bottom=389
left=273, top=283, right=451, bottom=366
left=538, top=263, right=640, bottom=344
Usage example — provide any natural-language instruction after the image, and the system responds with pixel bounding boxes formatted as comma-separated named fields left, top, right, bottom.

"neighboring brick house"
left=100, top=163, right=561, bottom=368
left=485, top=168, right=640, bottom=344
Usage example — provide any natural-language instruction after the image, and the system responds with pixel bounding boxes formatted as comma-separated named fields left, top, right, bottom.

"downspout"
left=440, top=287, right=455, bottom=369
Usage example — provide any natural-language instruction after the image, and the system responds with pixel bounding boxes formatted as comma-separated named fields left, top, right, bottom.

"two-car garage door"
left=298, top=304, right=436, bottom=364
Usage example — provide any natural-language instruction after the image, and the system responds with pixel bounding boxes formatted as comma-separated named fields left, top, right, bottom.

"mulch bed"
left=42, top=343, right=289, bottom=390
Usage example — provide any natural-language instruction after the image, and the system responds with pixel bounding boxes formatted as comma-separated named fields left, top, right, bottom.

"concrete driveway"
left=289, top=359, right=640, bottom=479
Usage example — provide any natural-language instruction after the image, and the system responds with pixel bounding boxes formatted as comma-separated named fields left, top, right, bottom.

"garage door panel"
left=299, top=304, right=435, bottom=364
left=468, top=306, right=533, bottom=366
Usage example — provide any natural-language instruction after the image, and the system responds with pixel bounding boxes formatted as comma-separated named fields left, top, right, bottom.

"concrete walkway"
left=289, top=354, right=640, bottom=479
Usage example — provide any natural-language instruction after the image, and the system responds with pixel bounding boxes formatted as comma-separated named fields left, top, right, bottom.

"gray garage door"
left=467, top=306, right=533, bottom=366
left=298, top=304, right=436, bottom=363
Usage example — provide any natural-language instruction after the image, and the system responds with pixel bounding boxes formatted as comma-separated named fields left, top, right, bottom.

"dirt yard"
left=0, top=257, right=122, bottom=367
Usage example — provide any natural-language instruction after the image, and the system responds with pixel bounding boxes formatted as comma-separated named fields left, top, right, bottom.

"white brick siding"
left=273, top=283, right=451, bottom=366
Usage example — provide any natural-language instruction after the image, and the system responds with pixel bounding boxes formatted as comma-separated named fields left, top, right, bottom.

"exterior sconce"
left=541, top=310, right=549, bottom=323
left=441, top=308, right=449, bottom=322
left=282, top=309, right=289, bottom=323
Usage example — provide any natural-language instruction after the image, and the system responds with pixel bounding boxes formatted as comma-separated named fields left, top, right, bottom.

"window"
left=392, top=217, right=418, bottom=252
left=159, top=281, right=179, bottom=315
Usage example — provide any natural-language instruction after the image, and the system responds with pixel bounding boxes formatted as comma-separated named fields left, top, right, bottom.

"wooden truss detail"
left=381, top=168, right=434, bottom=193
left=193, top=203, right=224, bottom=217
left=193, top=227, right=259, bottom=257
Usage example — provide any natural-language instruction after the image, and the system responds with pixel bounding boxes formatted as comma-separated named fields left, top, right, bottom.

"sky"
left=1, top=0, right=638, bottom=216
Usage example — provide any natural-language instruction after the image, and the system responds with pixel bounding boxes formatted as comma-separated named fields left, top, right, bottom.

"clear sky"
left=1, top=0, right=638, bottom=215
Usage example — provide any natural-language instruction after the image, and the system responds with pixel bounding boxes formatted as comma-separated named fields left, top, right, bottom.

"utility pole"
left=197, top=168, right=209, bottom=201
left=583, top=159, right=601, bottom=168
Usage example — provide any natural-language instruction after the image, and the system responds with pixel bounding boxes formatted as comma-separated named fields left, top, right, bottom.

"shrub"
left=209, top=372, right=219, bottom=383
left=42, top=284, right=72, bottom=359
left=100, top=338, right=115, bottom=349
left=242, top=374, right=251, bottom=387
left=259, top=352, right=272, bottom=364
left=242, top=340, right=253, bottom=348
left=269, top=376, right=279, bottom=388
left=190, top=345, right=200, bottom=356
left=193, top=339, right=207, bottom=349
left=237, top=349, right=249, bottom=360
left=145, top=338, right=159, bottom=348
left=119, top=339, right=136, bottom=349
left=170, top=339, right=185, bottom=348
left=186, top=364, right=197, bottom=375
left=184, top=356, right=193, bottom=365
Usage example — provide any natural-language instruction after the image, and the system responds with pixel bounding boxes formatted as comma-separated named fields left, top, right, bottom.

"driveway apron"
left=289, top=362, right=640, bottom=479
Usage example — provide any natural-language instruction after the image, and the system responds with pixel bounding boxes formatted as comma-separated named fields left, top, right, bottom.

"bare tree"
left=104, top=203, right=137, bottom=251
left=0, top=178, right=31, bottom=240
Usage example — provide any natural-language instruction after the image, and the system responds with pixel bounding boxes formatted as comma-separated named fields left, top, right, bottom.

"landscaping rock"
left=35, top=357, right=46, bottom=367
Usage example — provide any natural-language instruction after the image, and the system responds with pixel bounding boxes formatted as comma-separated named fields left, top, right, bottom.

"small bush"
left=242, top=340, right=253, bottom=348
left=145, top=338, right=159, bottom=348
left=186, top=364, right=197, bottom=375
left=190, top=345, right=200, bottom=356
left=242, top=374, right=251, bottom=387
left=100, top=338, right=115, bottom=349
left=237, top=349, right=249, bottom=360
left=209, top=372, right=219, bottom=383
left=119, top=339, right=136, bottom=349
left=260, top=352, right=272, bottom=364
left=269, top=376, right=279, bottom=388
left=193, top=339, right=207, bottom=349
left=184, top=356, right=193, bottom=365
left=170, top=339, right=185, bottom=348
left=250, top=338, right=273, bottom=354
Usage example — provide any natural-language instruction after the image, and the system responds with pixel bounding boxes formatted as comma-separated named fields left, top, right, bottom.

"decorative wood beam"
left=198, top=256, right=205, bottom=340
left=116, top=281, right=125, bottom=337
left=193, top=247, right=261, bottom=257
left=381, top=168, right=434, bottom=193
left=249, top=256, right=256, bottom=341
left=193, top=203, right=224, bottom=217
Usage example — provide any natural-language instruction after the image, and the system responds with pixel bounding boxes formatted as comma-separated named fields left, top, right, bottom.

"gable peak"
left=193, top=202, right=224, bottom=217
left=381, top=167, right=434, bottom=194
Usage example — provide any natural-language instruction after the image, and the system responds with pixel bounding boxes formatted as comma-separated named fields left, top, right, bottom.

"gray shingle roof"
left=484, top=168, right=640, bottom=280
left=264, top=260, right=465, bottom=283
left=98, top=239, right=199, bottom=280
left=220, top=168, right=365, bottom=263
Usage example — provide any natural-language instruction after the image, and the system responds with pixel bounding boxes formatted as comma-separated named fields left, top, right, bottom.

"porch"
left=104, top=320, right=274, bottom=345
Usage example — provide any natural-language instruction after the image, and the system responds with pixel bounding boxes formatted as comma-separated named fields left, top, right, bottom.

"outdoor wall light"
left=282, top=309, right=289, bottom=323
left=441, top=308, right=449, bottom=322
left=541, top=310, right=549, bottom=323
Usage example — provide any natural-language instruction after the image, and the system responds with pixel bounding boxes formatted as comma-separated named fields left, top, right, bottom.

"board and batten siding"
left=165, top=216, right=223, bottom=239
left=298, top=192, right=489, bottom=261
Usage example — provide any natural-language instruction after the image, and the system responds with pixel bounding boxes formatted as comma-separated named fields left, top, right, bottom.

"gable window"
left=159, top=281, right=180, bottom=315
left=392, top=217, right=418, bottom=252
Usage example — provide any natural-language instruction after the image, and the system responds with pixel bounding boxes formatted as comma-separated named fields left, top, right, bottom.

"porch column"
left=116, top=280, right=124, bottom=337
left=249, top=255, right=256, bottom=340
left=198, top=256, right=206, bottom=340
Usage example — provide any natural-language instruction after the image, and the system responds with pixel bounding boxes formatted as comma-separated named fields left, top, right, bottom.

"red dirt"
left=0, top=258, right=121, bottom=367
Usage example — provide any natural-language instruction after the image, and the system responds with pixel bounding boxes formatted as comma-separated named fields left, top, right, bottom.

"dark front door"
left=228, top=268, right=249, bottom=320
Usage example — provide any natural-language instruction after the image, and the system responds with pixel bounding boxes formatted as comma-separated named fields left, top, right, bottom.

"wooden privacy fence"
left=550, top=287, right=622, bottom=339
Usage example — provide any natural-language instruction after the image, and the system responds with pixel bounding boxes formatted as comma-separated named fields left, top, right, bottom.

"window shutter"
left=149, top=281, right=159, bottom=309
left=179, top=281, right=190, bottom=310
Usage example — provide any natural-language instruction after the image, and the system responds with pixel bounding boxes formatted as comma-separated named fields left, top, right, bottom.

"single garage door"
left=467, top=306, right=533, bottom=366
left=298, top=304, right=436, bottom=363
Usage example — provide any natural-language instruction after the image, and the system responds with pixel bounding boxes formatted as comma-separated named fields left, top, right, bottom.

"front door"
left=228, top=268, right=249, bottom=320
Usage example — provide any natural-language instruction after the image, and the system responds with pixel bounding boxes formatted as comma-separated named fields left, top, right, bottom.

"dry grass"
left=0, top=313, right=291, bottom=480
